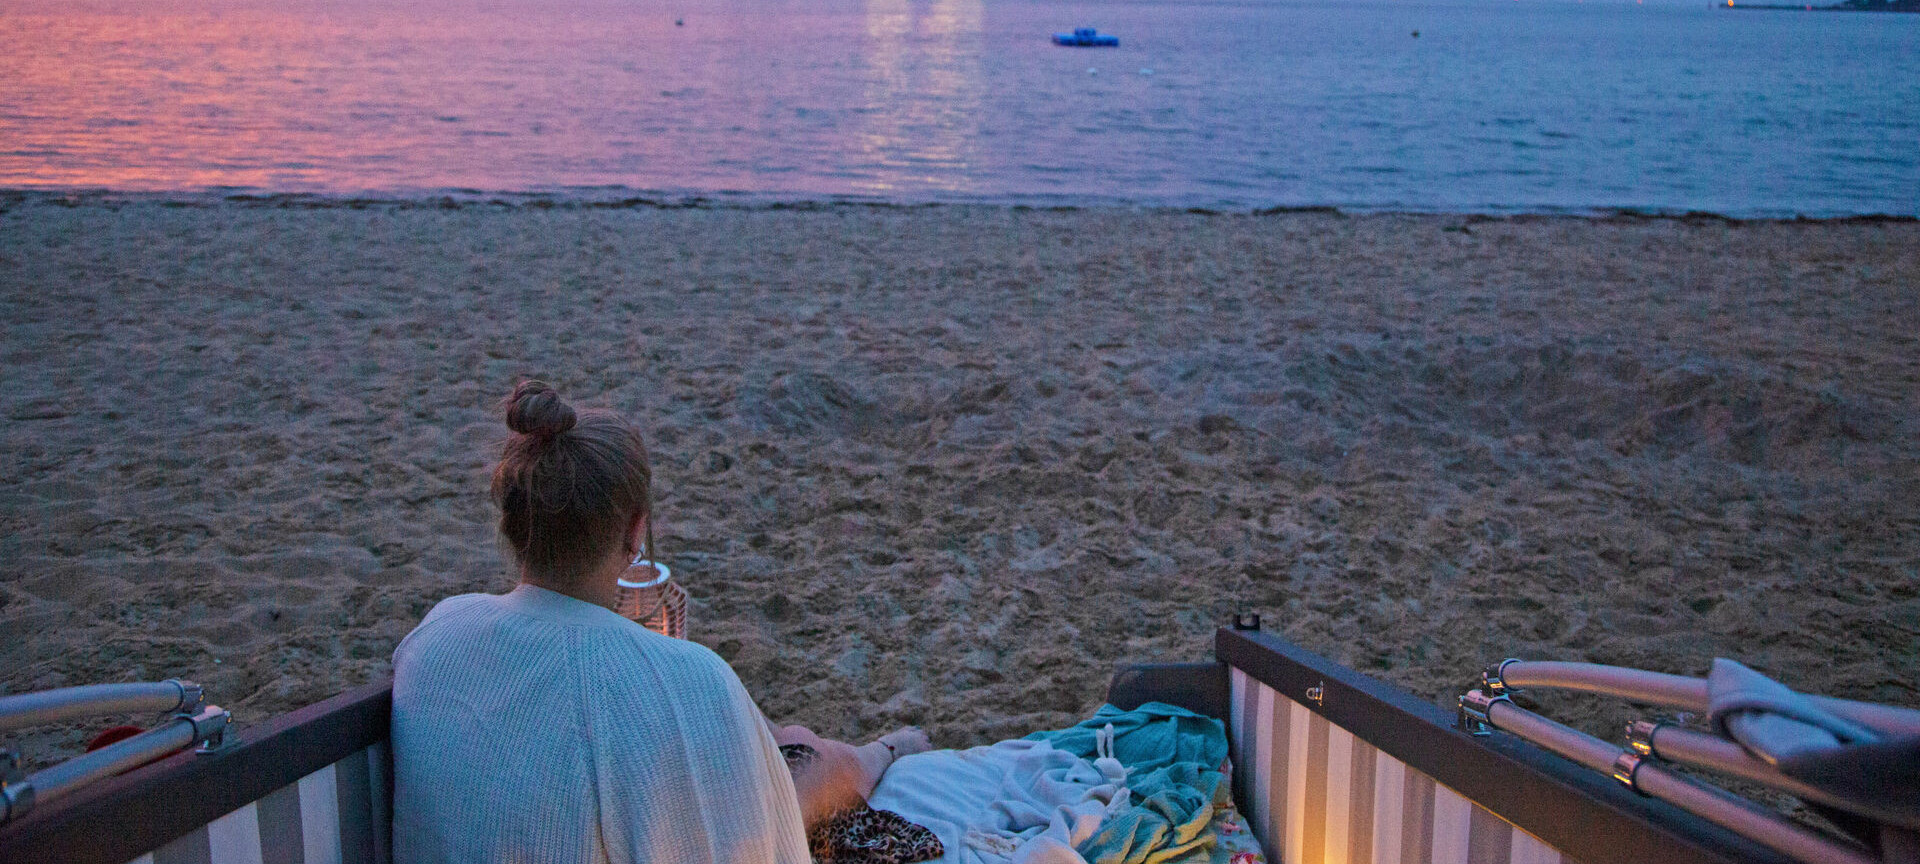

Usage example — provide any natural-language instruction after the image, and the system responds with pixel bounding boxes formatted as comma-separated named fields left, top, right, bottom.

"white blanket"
left=868, top=737, right=1130, bottom=864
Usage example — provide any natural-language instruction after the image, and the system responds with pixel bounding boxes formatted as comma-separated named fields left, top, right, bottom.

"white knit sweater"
left=391, top=584, right=810, bottom=864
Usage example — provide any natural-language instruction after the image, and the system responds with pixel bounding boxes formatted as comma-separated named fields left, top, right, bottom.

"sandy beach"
left=2, top=196, right=1915, bottom=766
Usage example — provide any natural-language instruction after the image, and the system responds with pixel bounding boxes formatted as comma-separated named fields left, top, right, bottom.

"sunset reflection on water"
left=857, top=0, right=983, bottom=194
left=3, top=0, right=1915, bottom=213
left=0, top=0, right=1000, bottom=197
left=3, top=6, right=355, bottom=191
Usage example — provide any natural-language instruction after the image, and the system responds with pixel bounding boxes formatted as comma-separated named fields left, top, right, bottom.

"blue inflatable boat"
left=1052, top=27, right=1119, bottom=47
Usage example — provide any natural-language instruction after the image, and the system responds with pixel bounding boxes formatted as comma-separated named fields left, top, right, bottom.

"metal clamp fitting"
left=1611, top=752, right=1647, bottom=793
left=1458, top=689, right=1509, bottom=736
left=185, top=705, right=233, bottom=753
left=1482, top=658, right=1523, bottom=696
left=166, top=678, right=205, bottom=714
left=0, top=750, right=32, bottom=825
left=1625, top=720, right=1661, bottom=757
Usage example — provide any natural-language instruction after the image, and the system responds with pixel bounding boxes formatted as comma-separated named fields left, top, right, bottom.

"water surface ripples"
left=2, top=0, right=1915, bottom=215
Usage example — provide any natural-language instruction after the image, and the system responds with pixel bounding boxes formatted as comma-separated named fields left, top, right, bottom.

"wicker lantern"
left=615, top=521, right=684, bottom=638
left=616, top=554, right=687, bottom=639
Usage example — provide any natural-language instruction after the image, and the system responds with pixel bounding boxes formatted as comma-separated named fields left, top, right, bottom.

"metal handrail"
left=0, top=680, right=386, bottom=864
left=0, top=681, right=230, bottom=826
left=1628, top=722, right=1920, bottom=832
left=1462, top=691, right=1878, bottom=864
left=1497, top=661, right=1709, bottom=710
left=23, top=706, right=230, bottom=810
left=0, top=681, right=203, bottom=734
left=1492, top=661, right=1920, bottom=738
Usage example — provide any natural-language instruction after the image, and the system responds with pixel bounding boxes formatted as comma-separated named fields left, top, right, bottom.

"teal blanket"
left=1024, top=703, right=1230, bottom=864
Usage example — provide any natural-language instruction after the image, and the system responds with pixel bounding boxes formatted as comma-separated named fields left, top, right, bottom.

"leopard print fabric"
left=779, top=744, right=944, bottom=864
left=809, top=805, right=944, bottom=864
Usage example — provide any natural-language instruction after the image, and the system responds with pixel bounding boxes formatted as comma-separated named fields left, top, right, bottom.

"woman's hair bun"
left=504, top=380, right=577, bottom=438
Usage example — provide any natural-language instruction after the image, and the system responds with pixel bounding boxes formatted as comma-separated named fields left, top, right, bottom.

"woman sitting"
left=392, top=381, right=928, bottom=864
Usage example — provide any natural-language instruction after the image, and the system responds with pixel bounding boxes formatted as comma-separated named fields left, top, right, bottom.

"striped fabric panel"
left=365, top=741, right=391, bottom=864
left=1227, top=668, right=1573, bottom=864
left=130, top=746, right=390, bottom=864
left=1230, top=661, right=1253, bottom=827
left=1285, top=699, right=1308, bottom=864
left=258, top=781, right=304, bottom=864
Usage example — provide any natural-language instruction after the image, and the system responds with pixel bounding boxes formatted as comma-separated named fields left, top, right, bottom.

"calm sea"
left=2, top=0, right=1915, bottom=215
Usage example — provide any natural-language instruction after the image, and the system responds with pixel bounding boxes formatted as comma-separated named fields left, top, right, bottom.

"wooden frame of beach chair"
left=0, top=680, right=393, bottom=864
left=1177, top=623, right=1801, bottom=864
left=0, top=620, right=1829, bottom=864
